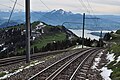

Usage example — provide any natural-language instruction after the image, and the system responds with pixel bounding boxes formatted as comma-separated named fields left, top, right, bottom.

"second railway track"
left=28, top=48, right=102, bottom=80
left=0, top=49, right=74, bottom=67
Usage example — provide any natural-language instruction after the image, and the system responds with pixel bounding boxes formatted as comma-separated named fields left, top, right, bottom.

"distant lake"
left=69, top=29, right=114, bottom=40
left=90, top=32, right=106, bottom=37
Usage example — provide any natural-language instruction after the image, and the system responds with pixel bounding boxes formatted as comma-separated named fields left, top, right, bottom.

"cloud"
left=89, top=0, right=120, bottom=6
left=0, top=0, right=120, bottom=15
left=88, top=2, right=120, bottom=14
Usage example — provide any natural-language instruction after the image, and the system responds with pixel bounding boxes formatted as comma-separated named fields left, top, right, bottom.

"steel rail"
left=0, top=49, right=74, bottom=67
left=69, top=49, right=102, bottom=80
left=28, top=48, right=96, bottom=80
left=46, top=49, right=97, bottom=80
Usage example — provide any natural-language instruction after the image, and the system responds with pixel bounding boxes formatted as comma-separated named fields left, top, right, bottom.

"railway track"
left=69, top=49, right=102, bottom=80
left=0, top=49, right=69, bottom=67
left=28, top=48, right=102, bottom=80
left=0, top=48, right=86, bottom=67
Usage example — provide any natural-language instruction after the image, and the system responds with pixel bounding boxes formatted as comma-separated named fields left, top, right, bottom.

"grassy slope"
left=108, top=30, right=120, bottom=80
left=17, top=32, right=66, bottom=54
left=32, top=32, right=66, bottom=49
left=31, top=22, right=67, bottom=49
left=18, top=22, right=67, bottom=53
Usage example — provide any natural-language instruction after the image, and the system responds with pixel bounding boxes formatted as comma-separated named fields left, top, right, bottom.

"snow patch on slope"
left=0, top=60, right=45, bottom=79
left=91, top=52, right=114, bottom=80
left=100, top=67, right=113, bottom=80
left=106, top=52, right=115, bottom=64
left=91, top=52, right=103, bottom=69
left=100, top=52, right=115, bottom=80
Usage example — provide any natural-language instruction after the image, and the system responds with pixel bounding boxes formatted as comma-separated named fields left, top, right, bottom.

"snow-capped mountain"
left=51, top=9, right=73, bottom=15
left=0, top=9, right=82, bottom=27
left=39, top=9, right=82, bottom=25
left=0, top=9, right=120, bottom=31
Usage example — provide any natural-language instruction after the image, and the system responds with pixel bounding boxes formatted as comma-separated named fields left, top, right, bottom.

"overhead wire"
left=100, top=18, right=120, bottom=24
left=86, top=0, right=120, bottom=29
left=10, top=0, right=24, bottom=7
left=38, top=0, right=64, bottom=23
left=8, top=0, right=117, bottom=30
left=9, top=0, right=55, bottom=24
left=86, top=0, right=97, bottom=19
left=10, top=0, right=64, bottom=25
left=78, top=0, right=95, bottom=18
left=9, top=0, right=96, bottom=28
left=78, top=0, right=99, bottom=29
left=78, top=0, right=90, bottom=14
left=86, top=0, right=119, bottom=31
left=86, top=0, right=99, bottom=28
left=78, top=0, right=94, bottom=20
left=86, top=0, right=119, bottom=30
left=0, top=3, right=12, bottom=9
left=39, top=0, right=98, bottom=28
left=6, top=0, right=18, bottom=27
left=39, top=0, right=51, bottom=10
left=6, top=0, right=120, bottom=31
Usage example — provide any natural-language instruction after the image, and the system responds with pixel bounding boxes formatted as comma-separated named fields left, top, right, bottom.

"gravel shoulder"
left=86, top=50, right=109, bottom=80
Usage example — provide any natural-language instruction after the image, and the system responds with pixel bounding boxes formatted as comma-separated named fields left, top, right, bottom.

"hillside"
left=0, top=20, right=104, bottom=59
left=0, top=21, right=78, bottom=59
left=103, top=30, right=120, bottom=80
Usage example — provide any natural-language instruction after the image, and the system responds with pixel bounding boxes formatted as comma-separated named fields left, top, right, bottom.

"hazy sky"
left=0, top=0, right=120, bottom=15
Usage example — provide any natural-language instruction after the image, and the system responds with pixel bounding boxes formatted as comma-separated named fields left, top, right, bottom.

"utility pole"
left=25, top=0, right=30, bottom=63
left=82, top=15, right=100, bottom=48
left=100, top=30, right=102, bottom=47
left=62, top=14, right=99, bottom=48
left=82, top=13, right=85, bottom=48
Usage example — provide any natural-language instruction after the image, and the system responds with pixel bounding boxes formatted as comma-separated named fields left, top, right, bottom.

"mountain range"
left=0, top=9, right=120, bottom=31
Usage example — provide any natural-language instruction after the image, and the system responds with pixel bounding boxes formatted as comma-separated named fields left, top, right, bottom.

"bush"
left=116, top=30, right=120, bottom=34
left=0, top=72, right=7, bottom=77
